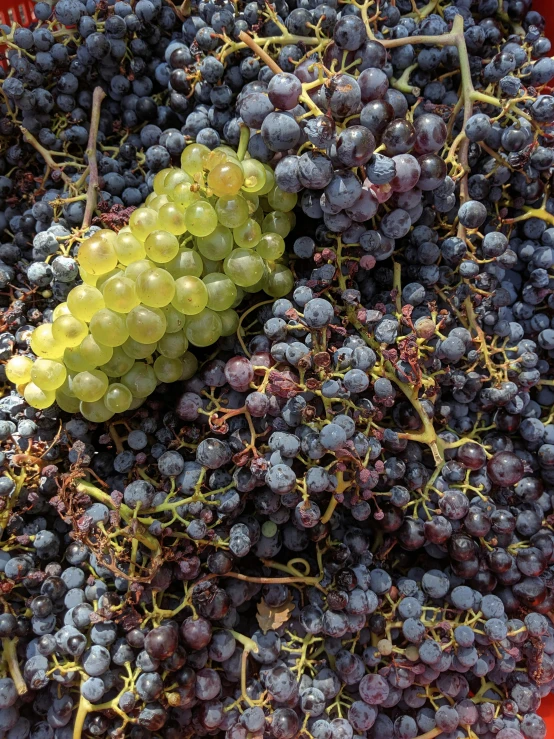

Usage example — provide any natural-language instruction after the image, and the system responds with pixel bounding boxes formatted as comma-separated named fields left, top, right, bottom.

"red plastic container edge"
left=0, top=0, right=35, bottom=28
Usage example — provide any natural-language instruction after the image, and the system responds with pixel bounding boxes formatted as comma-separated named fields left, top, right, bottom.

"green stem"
left=237, top=124, right=250, bottom=162
left=73, top=694, right=92, bottom=739
left=2, top=639, right=27, bottom=695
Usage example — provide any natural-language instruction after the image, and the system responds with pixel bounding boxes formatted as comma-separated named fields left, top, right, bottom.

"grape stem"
left=2, top=638, right=27, bottom=695
left=237, top=124, right=250, bottom=162
left=19, top=127, right=74, bottom=187
left=82, top=86, right=107, bottom=229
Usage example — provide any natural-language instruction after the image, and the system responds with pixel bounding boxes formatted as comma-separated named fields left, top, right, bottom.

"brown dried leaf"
left=256, top=597, right=295, bottom=635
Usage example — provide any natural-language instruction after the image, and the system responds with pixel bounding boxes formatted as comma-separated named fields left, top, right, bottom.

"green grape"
left=100, top=347, right=135, bottom=378
left=241, top=159, right=267, bottom=193
left=215, top=195, right=249, bottom=229
left=242, top=191, right=260, bottom=215
left=145, top=230, right=179, bottom=263
left=153, top=168, right=173, bottom=195
left=80, top=335, right=113, bottom=367
left=231, top=285, right=245, bottom=309
left=153, top=355, right=183, bottom=383
left=184, top=200, right=218, bottom=237
left=52, top=315, right=88, bottom=348
left=233, top=218, right=262, bottom=249
left=55, top=388, right=80, bottom=414
left=129, top=207, right=158, bottom=241
left=203, top=273, right=237, bottom=312
left=128, top=396, right=145, bottom=410
left=161, top=304, right=187, bottom=333
left=287, top=210, right=296, bottom=231
left=252, top=206, right=265, bottom=226
left=264, top=264, right=295, bottom=298
left=121, top=362, right=157, bottom=398
left=172, top=275, right=208, bottom=316
left=268, top=185, right=298, bottom=212
left=165, top=248, right=203, bottom=278
left=5, top=355, right=33, bottom=385
left=173, top=182, right=200, bottom=209
left=102, top=276, right=140, bottom=313
left=72, top=369, right=109, bottom=402
left=125, top=259, right=156, bottom=281
left=78, top=233, right=118, bottom=275
left=242, top=271, right=267, bottom=293
left=158, top=203, right=187, bottom=235
left=89, top=309, right=129, bottom=347
left=59, top=373, right=76, bottom=397
left=122, top=337, right=158, bottom=359
left=104, top=383, right=133, bottom=413
left=52, top=302, right=72, bottom=321
left=207, top=161, right=244, bottom=197
left=115, top=231, right=146, bottom=266
left=64, top=347, right=94, bottom=374
left=262, top=210, right=290, bottom=238
left=80, top=399, right=114, bottom=422
left=162, top=168, right=191, bottom=195
left=215, top=145, right=239, bottom=160
left=196, top=224, right=233, bottom=261
left=148, top=194, right=170, bottom=211
left=223, top=248, right=265, bottom=287
left=185, top=308, right=222, bottom=347
left=204, top=149, right=228, bottom=172
left=67, top=284, right=105, bottom=322
left=24, top=382, right=55, bottom=410
left=157, top=332, right=188, bottom=358
left=135, top=268, right=175, bottom=308
left=96, top=267, right=124, bottom=291
left=181, top=143, right=210, bottom=176
left=219, top=308, right=240, bottom=336
left=257, top=165, right=275, bottom=196
left=30, top=324, right=64, bottom=360
left=180, top=351, right=199, bottom=380
left=255, top=232, right=286, bottom=261
left=30, top=358, right=67, bottom=391
left=79, top=266, right=98, bottom=286
left=126, top=305, right=167, bottom=343
left=201, top=256, right=223, bottom=276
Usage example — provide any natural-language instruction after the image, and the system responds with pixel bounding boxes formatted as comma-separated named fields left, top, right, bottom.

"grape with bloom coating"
left=5, top=356, right=33, bottom=385
left=72, top=370, right=109, bottom=402
left=145, top=230, right=179, bottom=263
left=224, top=249, right=265, bottom=287
left=89, top=309, right=129, bottom=347
left=135, top=268, right=175, bottom=308
left=104, top=383, right=133, bottom=413
left=203, top=273, right=238, bottom=311
left=121, top=362, right=157, bottom=398
left=67, top=285, right=105, bottom=322
left=102, top=276, right=139, bottom=313
left=172, top=276, right=209, bottom=315
left=30, top=359, right=67, bottom=391
left=31, top=324, right=65, bottom=360
left=52, top=315, right=88, bottom=348
left=126, top=305, right=167, bottom=343
left=185, top=309, right=223, bottom=347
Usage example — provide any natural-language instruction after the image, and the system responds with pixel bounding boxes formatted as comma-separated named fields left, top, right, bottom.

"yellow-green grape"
left=201, top=256, right=222, bottom=276
left=24, top=383, right=55, bottom=410
left=121, top=362, right=157, bottom=398
left=252, top=206, right=265, bottom=225
left=242, top=191, right=260, bottom=215
left=125, top=259, right=155, bottom=282
left=263, top=210, right=291, bottom=238
left=30, top=359, right=66, bottom=391
left=165, top=248, right=203, bottom=278
left=135, top=268, right=175, bottom=308
left=180, top=351, right=198, bottom=380
left=203, top=273, right=237, bottom=312
left=242, top=271, right=267, bottom=293
left=205, top=149, right=227, bottom=171
left=153, top=355, right=183, bottom=383
left=128, top=396, right=145, bottom=410
left=89, top=309, right=129, bottom=347
left=145, top=192, right=157, bottom=207
left=172, top=275, right=208, bottom=316
left=129, top=207, right=158, bottom=241
left=181, top=143, right=210, bottom=177
left=122, top=337, right=158, bottom=359
left=102, top=276, right=140, bottom=313
left=185, top=308, right=222, bottom=347
left=196, top=225, right=233, bottom=261
left=126, top=305, right=167, bottom=343
left=256, top=232, right=286, bottom=261
left=104, top=383, right=133, bottom=413
left=162, top=168, right=191, bottom=194
left=56, top=389, right=80, bottom=414
left=64, top=347, right=94, bottom=374
left=268, top=185, right=298, bottom=212
left=30, top=324, right=64, bottom=360
left=241, top=159, right=267, bottom=193
left=215, top=195, right=249, bottom=229
left=161, top=304, right=186, bottom=333
left=153, top=168, right=173, bottom=195
left=149, top=194, right=169, bottom=211
left=79, top=267, right=98, bottom=286
left=157, top=332, right=188, bottom=358
left=52, top=315, right=88, bottom=348
left=5, top=355, right=33, bottom=385
left=100, top=347, right=135, bottom=378
left=67, top=284, right=105, bottom=322
left=184, top=200, right=218, bottom=237
left=78, top=234, right=118, bottom=276
left=207, top=161, right=244, bottom=197
left=258, top=165, right=276, bottom=196
left=158, top=203, right=187, bottom=235
left=223, top=248, right=265, bottom=287
left=80, top=335, right=113, bottom=367
left=115, top=231, right=146, bottom=266
left=233, top=218, right=262, bottom=249
left=173, top=182, right=200, bottom=209
left=144, top=230, right=179, bottom=263
left=96, top=267, right=124, bottom=292
left=219, top=308, right=240, bottom=336
left=80, top=399, right=114, bottom=422
left=264, top=264, right=295, bottom=298
left=232, top=286, right=245, bottom=309
left=72, top=369, right=109, bottom=402
left=52, top=302, right=72, bottom=321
